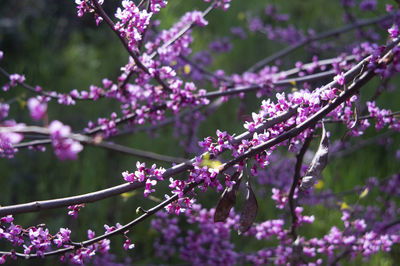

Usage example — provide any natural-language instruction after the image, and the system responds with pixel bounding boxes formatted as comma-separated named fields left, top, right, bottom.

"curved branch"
left=0, top=104, right=297, bottom=216
left=0, top=182, right=144, bottom=216
left=0, top=181, right=198, bottom=259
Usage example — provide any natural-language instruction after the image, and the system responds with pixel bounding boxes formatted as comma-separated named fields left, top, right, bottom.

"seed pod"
left=214, top=171, right=243, bottom=222
left=300, top=123, right=329, bottom=191
left=238, top=180, right=258, bottom=235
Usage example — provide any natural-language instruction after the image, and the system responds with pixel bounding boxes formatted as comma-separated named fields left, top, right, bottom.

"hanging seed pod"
left=300, top=122, right=329, bottom=191
left=214, top=171, right=243, bottom=222
left=238, top=180, right=258, bottom=235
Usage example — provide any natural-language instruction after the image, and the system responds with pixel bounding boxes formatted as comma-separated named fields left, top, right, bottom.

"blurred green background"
left=0, top=0, right=399, bottom=265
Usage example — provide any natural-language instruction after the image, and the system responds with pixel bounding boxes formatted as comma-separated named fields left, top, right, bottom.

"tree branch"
left=289, top=134, right=313, bottom=240
left=0, top=100, right=296, bottom=216
left=5, top=126, right=186, bottom=163
left=90, top=0, right=171, bottom=91
left=247, top=14, right=392, bottom=73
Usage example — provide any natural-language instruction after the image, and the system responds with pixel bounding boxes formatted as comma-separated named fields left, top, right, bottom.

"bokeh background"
left=0, top=0, right=399, bottom=264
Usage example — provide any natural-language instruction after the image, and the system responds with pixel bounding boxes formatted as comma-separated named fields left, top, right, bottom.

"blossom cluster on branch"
left=0, top=0, right=400, bottom=265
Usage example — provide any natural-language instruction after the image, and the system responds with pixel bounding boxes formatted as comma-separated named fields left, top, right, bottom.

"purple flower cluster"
left=388, top=25, right=399, bottom=39
left=367, top=101, right=400, bottom=131
left=271, top=188, right=290, bottom=209
left=53, top=228, right=71, bottom=248
left=359, top=0, right=376, bottom=11
left=146, top=11, right=208, bottom=63
left=122, top=161, right=165, bottom=197
left=27, top=97, right=48, bottom=121
left=0, top=215, right=112, bottom=264
left=152, top=212, right=180, bottom=259
left=167, top=81, right=210, bottom=114
left=0, top=102, right=10, bottom=120
left=265, top=4, right=290, bottom=22
left=60, top=229, right=111, bottom=264
left=152, top=203, right=315, bottom=265
left=151, top=193, right=400, bottom=265
left=150, top=0, right=167, bottom=14
left=2, top=73, right=25, bottom=92
left=114, top=1, right=153, bottom=52
left=153, top=204, right=238, bottom=265
left=89, top=112, right=119, bottom=138
left=209, top=37, right=233, bottom=53
left=250, top=17, right=305, bottom=46
left=68, top=204, right=85, bottom=219
left=49, top=120, right=83, bottom=160
left=75, top=0, right=104, bottom=25
left=1, top=1, right=400, bottom=265
left=230, top=26, right=247, bottom=39
left=0, top=121, right=24, bottom=158
left=164, top=195, right=194, bottom=216
left=204, top=0, right=231, bottom=11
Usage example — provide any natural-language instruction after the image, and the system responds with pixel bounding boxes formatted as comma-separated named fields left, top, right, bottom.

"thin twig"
left=247, top=14, right=392, bottom=72
left=0, top=181, right=198, bottom=259
left=148, top=3, right=216, bottom=59
left=0, top=67, right=59, bottom=100
left=91, top=0, right=170, bottom=91
left=120, top=2, right=216, bottom=88
left=289, top=134, right=313, bottom=240
left=0, top=182, right=144, bottom=216
left=4, top=126, right=186, bottom=163
left=202, top=70, right=337, bottom=99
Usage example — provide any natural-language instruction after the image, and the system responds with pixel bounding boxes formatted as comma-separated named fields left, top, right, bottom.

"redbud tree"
left=0, top=0, right=400, bottom=265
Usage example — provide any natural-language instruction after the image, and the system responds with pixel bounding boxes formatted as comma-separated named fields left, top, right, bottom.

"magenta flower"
left=9, top=74, right=25, bottom=86
left=0, top=215, right=13, bottom=223
left=204, top=0, right=231, bottom=11
left=49, top=120, right=83, bottom=160
left=334, top=72, right=345, bottom=86
left=53, top=228, right=71, bottom=248
left=122, top=171, right=135, bottom=182
left=0, top=121, right=24, bottom=158
left=359, top=0, right=376, bottom=11
left=27, top=97, right=47, bottom=121
left=144, top=179, right=157, bottom=197
left=0, top=103, right=9, bottom=120
left=150, top=0, right=167, bottom=13
left=388, top=25, right=399, bottom=39
left=67, top=204, right=85, bottom=218
left=87, top=229, right=95, bottom=239
left=123, top=239, right=135, bottom=250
